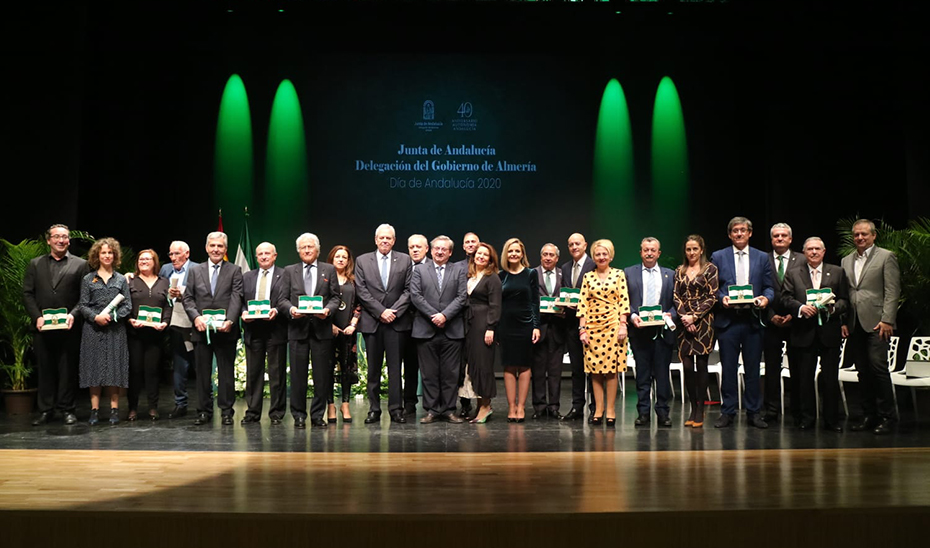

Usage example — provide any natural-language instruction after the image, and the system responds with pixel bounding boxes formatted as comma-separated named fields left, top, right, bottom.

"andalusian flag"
left=233, top=207, right=254, bottom=273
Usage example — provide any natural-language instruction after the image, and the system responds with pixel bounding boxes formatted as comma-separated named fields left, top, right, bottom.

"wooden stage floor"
left=2, top=447, right=929, bottom=547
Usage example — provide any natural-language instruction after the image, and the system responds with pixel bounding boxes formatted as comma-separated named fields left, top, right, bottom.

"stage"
left=1, top=386, right=929, bottom=547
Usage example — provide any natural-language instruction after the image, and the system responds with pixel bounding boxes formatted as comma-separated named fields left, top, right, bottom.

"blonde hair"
left=502, top=238, right=529, bottom=272
left=591, top=239, right=615, bottom=261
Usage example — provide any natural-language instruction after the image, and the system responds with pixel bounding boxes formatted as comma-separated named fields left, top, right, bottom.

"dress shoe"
left=32, top=411, right=54, bottom=426
left=714, top=414, right=734, bottom=428
left=851, top=416, right=880, bottom=432
left=458, top=405, right=473, bottom=418
left=88, top=409, right=99, bottom=426
left=798, top=420, right=815, bottom=430
left=634, top=414, right=650, bottom=426
left=532, top=412, right=546, bottom=420
left=311, top=418, right=328, bottom=428
left=549, top=410, right=563, bottom=420
left=193, top=413, right=210, bottom=426
left=748, top=415, right=769, bottom=429
left=561, top=408, right=584, bottom=421
left=127, top=410, right=138, bottom=421
left=420, top=412, right=440, bottom=424
left=404, top=405, right=418, bottom=416
left=294, top=417, right=307, bottom=429
left=63, top=412, right=77, bottom=425
left=270, top=417, right=283, bottom=425
left=148, top=410, right=160, bottom=421
left=340, top=403, right=353, bottom=423
left=221, top=415, right=233, bottom=426
left=873, top=418, right=896, bottom=435
left=657, top=416, right=672, bottom=428
left=364, top=411, right=382, bottom=424
left=390, top=412, right=407, bottom=424
left=691, top=419, right=704, bottom=428
left=443, top=412, right=465, bottom=424
left=168, top=406, right=187, bottom=419
left=240, top=415, right=261, bottom=425
left=823, top=421, right=844, bottom=433
left=763, top=412, right=780, bottom=423
left=109, top=408, right=120, bottom=425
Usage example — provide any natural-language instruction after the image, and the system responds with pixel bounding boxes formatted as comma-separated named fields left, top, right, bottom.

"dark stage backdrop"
left=2, top=3, right=928, bottom=269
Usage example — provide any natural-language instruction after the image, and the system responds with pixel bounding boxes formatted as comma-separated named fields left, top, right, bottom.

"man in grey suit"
left=239, top=242, right=290, bottom=425
left=282, top=233, right=341, bottom=428
left=23, top=223, right=91, bottom=426
left=409, top=235, right=468, bottom=423
left=182, top=232, right=244, bottom=426
left=762, top=223, right=800, bottom=422
left=531, top=243, right=565, bottom=420
left=841, top=219, right=901, bottom=435
left=159, top=240, right=198, bottom=419
left=355, top=223, right=413, bottom=424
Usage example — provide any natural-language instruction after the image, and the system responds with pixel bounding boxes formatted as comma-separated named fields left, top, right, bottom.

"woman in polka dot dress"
left=577, top=239, right=630, bottom=427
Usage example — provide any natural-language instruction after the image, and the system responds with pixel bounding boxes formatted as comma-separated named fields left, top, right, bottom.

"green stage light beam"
left=651, top=76, right=689, bottom=256
left=214, top=74, right=254, bottom=244
left=265, top=79, right=308, bottom=261
left=593, top=78, right=636, bottom=266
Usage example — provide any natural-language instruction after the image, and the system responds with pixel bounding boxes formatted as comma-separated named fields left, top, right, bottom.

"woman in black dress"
left=498, top=238, right=540, bottom=422
left=77, top=237, right=131, bottom=425
left=127, top=249, right=170, bottom=421
left=465, top=242, right=501, bottom=424
left=674, top=235, right=718, bottom=428
left=328, top=245, right=361, bottom=423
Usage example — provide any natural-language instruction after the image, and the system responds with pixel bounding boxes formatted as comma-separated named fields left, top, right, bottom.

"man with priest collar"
left=762, top=223, right=801, bottom=422
left=282, top=233, right=340, bottom=428
left=560, top=232, right=597, bottom=421
left=182, top=232, right=243, bottom=426
left=410, top=235, right=469, bottom=424
left=624, top=237, right=677, bottom=427
left=159, top=240, right=199, bottom=419
left=354, top=223, right=414, bottom=424
left=403, top=233, right=430, bottom=415
left=531, top=243, right=565, bottom=420
left=24, top=223, right=91, bottom=426
left=239, top=242, right=290, bottom=425
left=780, top=237, right=848, bottom=432
left=709, top=216, right=774, bottom=429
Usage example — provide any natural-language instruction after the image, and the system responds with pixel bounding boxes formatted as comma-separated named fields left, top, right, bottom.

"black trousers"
left=34, top=330, right=79, bottom=414
left=763, top=325, right=790, bottom=415
left=791, top=341, right=841, bottom=425
left=194, top=336, right=237, bottom=418
left=849, top=322, right=896, bottom=419
left=364, top=328, right=406, bottom=413
left=417, top=333, right=463, bottom=415
left=128, top=334, right=162, bottom=412
left=629, top=332, right=673, bottom=418
left=531, top=335, right=563, bottom=413
left=244, top=337, right=287, bottom=420
left=290, top=336, right=334, bottom=420
left=565, top=329, right=594, bottom=414
left=403, top=332, right=420, bottom=410
left=332, top=332, right=358, bottom=404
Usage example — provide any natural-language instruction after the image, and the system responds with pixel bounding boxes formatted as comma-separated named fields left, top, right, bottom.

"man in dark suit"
left=282, top=233, right=341, bottom=429
left=182, top=232, right=244, bottom=426
left=403, top=233, right=430, bottom=415
left=159, top=240, right=198, bottom=419
left=624, top=237, right=678, bottom=427
left=23, top=223, right=91, bottom=426
left=841, top=219, right=901, bottom=435
left=355, top=223, right=413, bottom=424
left=762, top=223, right=800, bottom=422
left=709, top=216, right=775, bottom=429
left=560, top=232, right=596, bottom=421
left=531, top=243, right=565, bottom=420
left=781, top=237, right=849, bottom=431
left=239, top=242, right=290, bottom=425
left=409, top=235, right=468, bottom=423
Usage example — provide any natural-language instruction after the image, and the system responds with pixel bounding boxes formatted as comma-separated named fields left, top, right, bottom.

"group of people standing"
left=22, top=216, right=900, bottom=434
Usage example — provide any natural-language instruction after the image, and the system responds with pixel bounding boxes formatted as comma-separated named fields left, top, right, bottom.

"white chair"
left=669, top=359, right=685, bottom=404
left=706, top=342, right=724, bottom=402
left=891, top=336, right=930, bottom=418
left=839, top=336, right=899, bottom=418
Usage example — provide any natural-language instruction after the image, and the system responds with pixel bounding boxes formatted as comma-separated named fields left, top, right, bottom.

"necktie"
left=436, top=265, right=444, bottom=292
left=811, top=268, right=820, bottom=290
left=777, top=255, right=785, bottom=283
left=380, top=254, right=389, bottom=288
left=304, top=264, right=316, bottom=295
left=210, top=264, right=220, bottom=296
left=572, top=262, right=580, bottom=287
left=737, top=251, right=748, bottom=286
left=545, top=270, right=553, bottom=295
left=258, top=269, right=269, bottom=300
left=646, top=268, right=657, bottom=306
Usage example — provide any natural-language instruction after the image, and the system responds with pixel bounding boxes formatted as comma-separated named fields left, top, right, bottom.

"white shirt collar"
left=857, top=245, right=873, bottom=259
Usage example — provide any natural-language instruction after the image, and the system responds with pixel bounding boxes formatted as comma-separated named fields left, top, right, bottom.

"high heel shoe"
left=327, top=404, right=337, bottom=422
left=471, top=410, right=493, bottom=424
left=127, top=410, right=138, bottom=421
left=340, top=402, right=352, bottom=423
left=606, top=417, right=616, bottom=428
left=591, top=415, right=604, bottom=426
